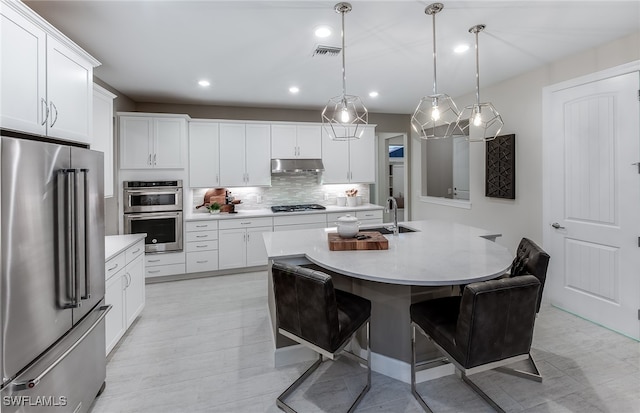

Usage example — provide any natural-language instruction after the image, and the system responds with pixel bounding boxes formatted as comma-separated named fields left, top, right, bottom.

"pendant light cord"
left=432, top=11, right=437, bottom=96
left=474, top=30, right=480, bottom=106
left=341, top=10, right=347, bottom=98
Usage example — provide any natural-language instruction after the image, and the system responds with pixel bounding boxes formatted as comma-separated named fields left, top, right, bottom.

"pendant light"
left=455, top=24, right=503, bottom=142
left=411, top=3, right=460, bottom=140
left=322, top=2, right=368, bottom=141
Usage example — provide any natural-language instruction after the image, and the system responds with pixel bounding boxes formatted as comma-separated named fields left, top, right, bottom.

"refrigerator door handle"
left=72, top=169, right=83, bottom=307
left=80, top=168, right=91, bottom=300
left=60, top=169, right=80, bottom=309
left=12, top=305, right=112, bottom=391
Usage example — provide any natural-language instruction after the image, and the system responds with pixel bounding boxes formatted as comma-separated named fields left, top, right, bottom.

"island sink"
left=362, top=225, right=418, bottom=235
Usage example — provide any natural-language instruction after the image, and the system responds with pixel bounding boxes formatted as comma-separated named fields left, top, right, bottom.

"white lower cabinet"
left=218, top=217, right=273, bottom=270
left=105, top=239, right=145, bottom=355
left=145, top=251, right=185, bottom=278
left=186, top=220, right=219, bottom=273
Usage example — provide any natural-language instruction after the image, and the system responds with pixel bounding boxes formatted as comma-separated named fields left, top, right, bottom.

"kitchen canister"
left=337, top=196, right=347, bottom=206
left=336, top=214, right=360, bottom=238
left=346, top=196, right=357, bottom=207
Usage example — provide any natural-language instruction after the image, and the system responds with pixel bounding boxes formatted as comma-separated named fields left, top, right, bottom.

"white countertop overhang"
left=263, top=220, right=513, bottom=286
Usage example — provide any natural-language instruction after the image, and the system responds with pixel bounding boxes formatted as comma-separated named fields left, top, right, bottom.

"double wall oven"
left=123, top=180, right=183, bottom=253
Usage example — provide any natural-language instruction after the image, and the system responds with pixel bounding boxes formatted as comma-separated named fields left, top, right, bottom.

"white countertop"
left=262, top=220, right=513, bottom=286
left=184, top=203, right=384, bottom=221
left=105, top=234, right=146, bottom=261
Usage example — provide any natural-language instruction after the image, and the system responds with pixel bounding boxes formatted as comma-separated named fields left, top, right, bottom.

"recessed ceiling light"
left=314, top=25, right=332, bottom=38
left=454, top=44, right=469, bottom=54
left=198, top=80, right=210, bottom=87
left=289, top=86, right=300, bottom=94
left=369, top=91, right=379, bottom=98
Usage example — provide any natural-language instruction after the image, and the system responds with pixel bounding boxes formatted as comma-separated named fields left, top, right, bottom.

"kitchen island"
left=263, top=220, right=513, bottom=382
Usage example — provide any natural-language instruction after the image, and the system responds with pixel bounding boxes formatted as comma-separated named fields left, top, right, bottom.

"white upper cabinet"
left=119, top=113, right=188, bottom=169
left=46, top=36, right=93, bottom=143
left=271, top=123, right=321, bottom=159
left=0, top=1, right=99, bottom=144
left=219, top=122, right=271, bottom=187
left=322, top=125, right=376, bottom=184
left=348, top=126, right=376, bottom=183
left=189, top=121, right=220, bottom=188
left=92, top=84, right=116, bottom=198
left=245, top=124, right=271, bottom=186
left=219, top=123, right=246, bottom=187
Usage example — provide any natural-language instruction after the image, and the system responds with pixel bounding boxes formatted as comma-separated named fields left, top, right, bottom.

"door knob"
left=551, top=222, right=565, bottom=229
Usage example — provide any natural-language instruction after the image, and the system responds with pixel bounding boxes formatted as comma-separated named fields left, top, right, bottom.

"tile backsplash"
left=190, top=174, right=370, bottom=211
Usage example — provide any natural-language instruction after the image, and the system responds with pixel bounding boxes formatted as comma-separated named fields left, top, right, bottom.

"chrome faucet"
left=385, top=196, right=399, bottom=235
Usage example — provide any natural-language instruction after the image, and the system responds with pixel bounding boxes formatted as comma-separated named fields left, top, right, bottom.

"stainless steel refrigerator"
left=1, top=136, right=110, bottom=413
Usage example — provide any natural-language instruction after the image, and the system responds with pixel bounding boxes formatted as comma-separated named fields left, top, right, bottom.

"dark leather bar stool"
left=410, top=275, right=541, bottom=412
left=497, top=237, right=550, bottom=382
left=272, top=262, right=371, bottom=413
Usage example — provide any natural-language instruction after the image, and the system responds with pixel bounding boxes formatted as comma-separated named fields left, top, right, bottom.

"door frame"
left=542, top=60, right=640, bottom=324
left=376, top=132, right=409, bottom=221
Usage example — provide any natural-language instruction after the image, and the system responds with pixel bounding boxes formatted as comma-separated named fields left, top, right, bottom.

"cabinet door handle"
left=132, top=248, right=141, bottom=254
left=196, top=260, right=208, bottom=264
left=107, top=263, right=119, bottom=271
left=247, top=233, right=250, bottom=242
left=196, top=244, right=208, bottom=248
left=216, top=174, right=219, bottom=184
left=240, top=222, right=251, bottom=225
left=41, top=98, right=49, bottom=126
left=148, top=269, right=160, bottom=274
left=153, top=154, right=157, bottom=166
left=49, top=101, right=58, bottom=127
left=196, top=225, right=208, bottom=228
left=148, top=259, right=160, bottom=263
left=196, top=235, right=208, bottom=238
left=148, top=154, right=152, bottom=165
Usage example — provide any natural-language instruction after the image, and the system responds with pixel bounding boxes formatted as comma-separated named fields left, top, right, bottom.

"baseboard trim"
left=273, top=344, right=454, bottom=384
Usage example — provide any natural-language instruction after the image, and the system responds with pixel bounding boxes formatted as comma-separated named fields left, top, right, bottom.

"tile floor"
left=90, top=271, right=640, bottom=413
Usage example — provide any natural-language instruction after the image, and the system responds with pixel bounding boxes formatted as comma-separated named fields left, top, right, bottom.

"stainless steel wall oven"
left=123, top=180, right=183, bottom=253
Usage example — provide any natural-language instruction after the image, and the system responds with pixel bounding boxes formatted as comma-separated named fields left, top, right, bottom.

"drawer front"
left=125, top=241, right=144, bottom=264
left=186, top=230, right=218, bottom=242
left=145, top=251, right=185, bottom=267
left=327, top=211, right=356, bottom=225
left=219, top=217, right=273, bottom=230
left=186, top=251, right=219, bottom=273
left=274, top=223, right=327, bottom=232
left=359, top=218, right=383, bottom=226
left=185, top=220, right=219, bottom=232
left=273, top=213, right=326, bottom=226
left=186, top=240, right=218, bottom=252
left=356, top=210, right=383, bottom=220
left=105, top=253, right=126, bottom=281
left=145, top=263, right=185, bottom=278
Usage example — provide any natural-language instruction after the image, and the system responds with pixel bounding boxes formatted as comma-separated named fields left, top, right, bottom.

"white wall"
left=411, top=31, right=640, bottom=251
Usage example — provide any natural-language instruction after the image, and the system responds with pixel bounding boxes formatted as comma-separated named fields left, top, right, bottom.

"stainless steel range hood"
left=271, top=158, right=324, bottom=173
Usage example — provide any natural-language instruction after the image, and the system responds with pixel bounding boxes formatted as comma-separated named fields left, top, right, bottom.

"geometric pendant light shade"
left=454, top=24, right=504, bottom=142
left=411, top=3, right=460, bottom=140
left=322, top=2, right=368, bottom=140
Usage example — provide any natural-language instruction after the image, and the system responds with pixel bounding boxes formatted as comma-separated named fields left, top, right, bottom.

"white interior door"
left=545, top=69, right=640, bottom=340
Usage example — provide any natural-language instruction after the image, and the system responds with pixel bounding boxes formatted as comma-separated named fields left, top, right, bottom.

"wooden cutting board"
left=328, top=232, right=389, bottom=251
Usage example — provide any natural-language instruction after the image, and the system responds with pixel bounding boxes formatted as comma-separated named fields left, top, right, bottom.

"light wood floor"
left=90, top=271, right=640, bottom=413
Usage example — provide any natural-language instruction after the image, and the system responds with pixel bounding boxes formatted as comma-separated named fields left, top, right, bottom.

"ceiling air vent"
left=313, top=45, right=341, bottom=57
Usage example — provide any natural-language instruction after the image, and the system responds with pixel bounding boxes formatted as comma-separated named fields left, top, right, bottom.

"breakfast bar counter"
left=263, top=220, right=514, bottom=382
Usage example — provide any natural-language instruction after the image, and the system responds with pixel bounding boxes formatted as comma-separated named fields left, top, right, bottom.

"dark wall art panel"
left=486, top=134, right=515, bottom=199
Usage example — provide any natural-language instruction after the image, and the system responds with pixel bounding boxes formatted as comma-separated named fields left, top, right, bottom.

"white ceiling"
left=25, top=0, right=640, bottom=115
